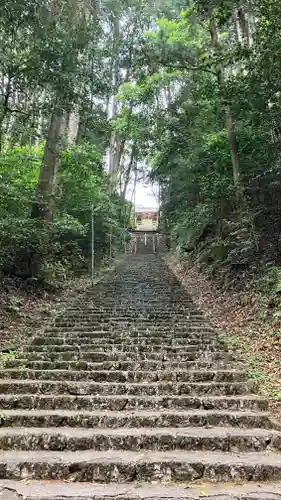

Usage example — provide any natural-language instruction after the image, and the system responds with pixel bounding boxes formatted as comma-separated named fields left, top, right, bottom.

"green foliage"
left=0, top=350, right=19, bottom=370
left=0, top=144, right=124, bottom=287
left=113, top=0, right=281, bottom=289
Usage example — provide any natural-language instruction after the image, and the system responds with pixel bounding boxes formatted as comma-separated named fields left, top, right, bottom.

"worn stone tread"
left=0, top=394, right=268, bottom=411
left=1, top=426, right=278, bottom=438
left=1, top=450, right=281, bottom=482
left=2, top=449, right=281, bottom=462
left=0, top=450, right=281, bottom=460
left=1, top=480, right=281, bottom=500
left=0, top=409, right=277, bottom=430
left=0, top=370, right=248, bottom=383
left=0, top=426, right=280, bottom=452
left=27, top=343, right=220, bottom=350
left=0, top=380, right=254, bottom=397
left=4, top=360, right=239, bottom=371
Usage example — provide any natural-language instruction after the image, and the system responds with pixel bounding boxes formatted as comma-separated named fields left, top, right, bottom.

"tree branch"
left=140, top=46, right=217, bottom=76
left=6, top=107, right=31, bottom=116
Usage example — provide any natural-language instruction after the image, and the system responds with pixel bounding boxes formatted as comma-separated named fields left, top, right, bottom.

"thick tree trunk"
left=31, top=108, right=67, bottom=223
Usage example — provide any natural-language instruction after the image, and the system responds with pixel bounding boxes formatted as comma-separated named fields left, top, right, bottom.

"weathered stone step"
left=0, top=380, right=254, bottom=396
left=0, top=369, right=247, bottom=383
left=27, top=343, right=224, bottom=354
left=24, top=350, right=233, bottom=362
left=52, top=314, right=207, bottom=321
left=51, top=321, right=209, bottom=329
left=53, top=315, right=206, bottom=322
left=64, top=308, right=203, bottom=315
left=56, top=318, right=207, bottom=325
left=0, top=449, right=281, bottom=482
left=1, top=426, right=280, bottom=452
left=45, top=325, right=215, bottom=333
left=0, top=409, right=277, bottom=430
left=4, top=359, right=240, bottom=371
left=31, top=336, right=218, bottom=346
left=32, top=333, right=219, bottom=343
left=0, top=394, right=267, bottom=411
left=1, top=479, right=281, bottom=500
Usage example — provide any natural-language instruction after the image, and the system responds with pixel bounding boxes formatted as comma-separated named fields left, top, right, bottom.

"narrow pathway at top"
left=0, top=255, right=281, bottom=499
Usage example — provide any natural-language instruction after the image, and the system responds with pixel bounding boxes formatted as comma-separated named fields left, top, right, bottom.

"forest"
left=1, top=0, right=281, bottom=292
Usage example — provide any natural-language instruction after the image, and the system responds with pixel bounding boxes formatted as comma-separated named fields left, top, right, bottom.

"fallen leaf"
left=21, top=479, right=30, bottom=485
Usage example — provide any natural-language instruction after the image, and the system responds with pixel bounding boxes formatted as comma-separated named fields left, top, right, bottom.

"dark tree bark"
left=31, top=107, right=67, bottom=222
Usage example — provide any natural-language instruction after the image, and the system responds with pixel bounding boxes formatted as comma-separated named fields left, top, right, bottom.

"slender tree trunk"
left=209, top=17, right=243, bottom=204
left=127, top=166, right=137, bottom=226
left=35, top=90, right=46, bottom=146
left=247, top=0, right=255, bottom=48
left=225, top=104, right=242, bottom=197
left=108, top=20, right=136, bottom=189
left=0, top=78, right=11, bottom=151
left=108, top=15, right=120, bottom=180
left=121, top=142, right=136, bottom=202
left=67, top=107, right=80, bottom=146
left=31, top=107, right=67, bottom=223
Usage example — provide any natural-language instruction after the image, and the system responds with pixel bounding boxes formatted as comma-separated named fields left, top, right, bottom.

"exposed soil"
left=167, top=255, right=281, bottom=422
left=0, top=260, right=122, bottom=355
left=0, top=276, right=91, bottom=353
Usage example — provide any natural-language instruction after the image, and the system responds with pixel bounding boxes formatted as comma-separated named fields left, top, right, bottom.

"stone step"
left=0, top=426, right=280, bottom=452
left=32, top=333, right=219, bottom=343
left=0, top=449, right=281, bottom=482
left=0, top=409, right=277, bottom=430
left=55, top=317, right=207, bottom=324
left=1, top=479, right=281, bottom=500
left=62, top=309, right=204, bottom=315
left=26, top=344, right=225, bottom=354
left=51, top=313, right=206, bottom=319
left=0, top=394, right=267, bottom=411
left=31, top=336, right=219, bottom=346
left=45, top=326, right=215, bottom=333
left=51, top=321, right=209, bottom=329
left=23, top=351, right=233, bottom=363
left=52, top=315, right=207, bottom=322
left=0, top=380, right=255, bottom=396
left=0, top=369, right=248, bottom=383
left=4, top=359, right=241, bottom=371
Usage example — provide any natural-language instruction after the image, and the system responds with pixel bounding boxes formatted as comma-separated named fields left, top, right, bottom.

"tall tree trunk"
left=247, top=0, right=255, bottom=48
left=210, top=17, right=243, bottom=204
left=108, top=19, right=136, bottom=189
left=121, top=142, right=136, bottom=202
left=108, top=15, right=120, bottom=181
left=128, top=165, right=137, bottom=226
left=0, top=77, right=11, bottom=151
left=31, top=107, right=67, bottom=223
left=67, top=107, right=80, bottom=146
left=35, top=90, right=46, bottom=146
left=225, top=103, right=243, bottom=200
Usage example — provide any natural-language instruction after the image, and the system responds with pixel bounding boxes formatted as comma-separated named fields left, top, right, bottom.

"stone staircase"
left=0, top=255, right=281, bottom=500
